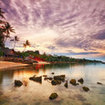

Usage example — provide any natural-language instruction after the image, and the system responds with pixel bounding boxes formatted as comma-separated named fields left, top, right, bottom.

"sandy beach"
left=0, top=61, right=50, bottom=71
left=33, top=61, right=50, bottom=65
left=0, top=61, right=28, bottom=70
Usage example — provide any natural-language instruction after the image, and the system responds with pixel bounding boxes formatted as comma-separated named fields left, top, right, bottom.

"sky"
left=0, top=0, right=105, bottom=61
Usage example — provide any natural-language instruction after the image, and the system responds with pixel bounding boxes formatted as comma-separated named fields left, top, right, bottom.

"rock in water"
left=64, top=80, right=68, bottom=88
left=51, top=72, right=54, bottom=74
left=14, top=80, right=23, bottom=87
left=54, top=75, right=65, bottom=82
left=51, top=80, right=61, bottom=85
left=29, top=76, right=42, bottom=83
left=49, top=93, right=58, bottom=100
left=44, top=77, right=52, bottom=80
left=97, top=82, right=103, bottom=85
left=78, top=78, right=84, bottom=84
left=70, top=79, right=77, bottom=86
left=43, top=75, right=47, bottom=77
left=83, top=86, right=90, bottom=92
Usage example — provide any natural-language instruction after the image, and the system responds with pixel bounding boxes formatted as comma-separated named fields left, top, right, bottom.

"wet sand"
left=0, top=61, right=28, bottom=70
left=33, top=61, right=50, bottom=65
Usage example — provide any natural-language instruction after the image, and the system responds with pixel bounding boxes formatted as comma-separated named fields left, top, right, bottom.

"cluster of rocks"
left=29, top=75, right=42, bottom=83
left=14, top=73, right=103, bottom=100
left=69, top=78, right=90, bottom=92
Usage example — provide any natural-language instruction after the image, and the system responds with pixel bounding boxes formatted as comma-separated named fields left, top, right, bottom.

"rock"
left=51, top=72, right=54, bottom=74
left=83, top=86, right=90, bottom=92
left=70, top=79, right=77, bottom=86
left=29, top=76, right=42, bottom=83
left=78, top=78, right=84, bottom=84
left=43, top=75, right=47, bottom=77
left=54, top=75, right=65, bottom=82
left=97, top=82, right=103, bottom=85
left=14, top=80, right=23, bottom=87
left=49, top=93, right=58, bottom=100
left=51, top=80, right=61, bottom=85
left=64, top=80, right=68, bottom=88
left=44, top=77, right=52, bottom=80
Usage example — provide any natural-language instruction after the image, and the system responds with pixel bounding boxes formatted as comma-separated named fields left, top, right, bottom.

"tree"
left=0, top=8, right=14, bottom=48
left=23, top=40, right=31, bottom=52
left=10, top=36, right=19, bottom=50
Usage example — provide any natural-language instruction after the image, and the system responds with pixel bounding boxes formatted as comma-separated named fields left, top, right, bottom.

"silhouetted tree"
left=23, top=40, right=31, bottom=52
left=0, top=8, right=14, bottom=48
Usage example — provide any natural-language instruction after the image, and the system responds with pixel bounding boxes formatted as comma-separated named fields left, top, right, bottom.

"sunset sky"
left=0, top=0, right=105, bottom=61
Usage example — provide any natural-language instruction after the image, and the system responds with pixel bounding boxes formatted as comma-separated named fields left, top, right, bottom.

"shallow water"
left=0, top=63, right=105, bottom=105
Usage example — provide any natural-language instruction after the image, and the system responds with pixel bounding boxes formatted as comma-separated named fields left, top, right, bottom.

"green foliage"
left=17, top=50, right=100, bottom=63
left=0, top=50, right=3, bottom=56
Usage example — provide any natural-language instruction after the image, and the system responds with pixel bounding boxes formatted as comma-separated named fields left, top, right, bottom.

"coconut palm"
left=4, top=22, right=15, bottom=35
left=23, top=40, right=31, bottom=52
left=0, top=8, right=14, bottom=48
left=13, top=36, right=19, bottom=50
left=23, top=43, right=26, bottom=52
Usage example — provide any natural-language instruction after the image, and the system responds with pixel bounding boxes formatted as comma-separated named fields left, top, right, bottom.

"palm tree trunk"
left=14, top=41, right=16, bottom=50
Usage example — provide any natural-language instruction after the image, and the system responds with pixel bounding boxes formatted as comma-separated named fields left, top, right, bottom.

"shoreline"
left=0, top=60, right=104, bottom=71
left=0, top=61, right=29, bottom=70
left=0, top=61, right=50, bottom=71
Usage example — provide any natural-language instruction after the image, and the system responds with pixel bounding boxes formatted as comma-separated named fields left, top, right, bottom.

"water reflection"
left=0, top=63, right=105, bottom=105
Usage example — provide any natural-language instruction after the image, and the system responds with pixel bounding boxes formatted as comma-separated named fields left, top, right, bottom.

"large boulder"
left=82, top=86, right=90, bottom=92
left=29, top=76, right=42, bottom=83
left=14, top=80, right=23, bottom=87
left=49, top=93, right=58, bottom=100
left=54, top=75, right=65, bottom=82
left=51, top=80, right=61, bottom=85
left=78, top=78, right=84, bottom=84
left=70, top=79, right=78, bottom=86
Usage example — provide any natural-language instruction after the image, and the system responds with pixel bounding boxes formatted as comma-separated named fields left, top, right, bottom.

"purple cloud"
left=0, top=0, right=105, bottom=56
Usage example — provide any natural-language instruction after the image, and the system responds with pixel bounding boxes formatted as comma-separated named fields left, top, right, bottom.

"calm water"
left=0, top=63, right=105, bottom=105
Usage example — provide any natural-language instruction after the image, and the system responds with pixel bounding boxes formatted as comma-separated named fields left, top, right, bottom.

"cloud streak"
left=0, top=0, right=105, bottom=58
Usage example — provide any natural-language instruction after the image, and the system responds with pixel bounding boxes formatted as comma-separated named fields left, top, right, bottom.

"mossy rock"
left=78, top=78, right=84, bottom=84
left=51, top=80, right=61, bottom=85
left=14, top=80, right=23, bottom=87
left=70, top=79, right=77, bottom=86
left=83, top=86, right=90, bottom=92
left=49, top=93, right=58, bottom=100
left=54, top=75, right=65, bottom=82
left=29, top=76, right=42, bottom=83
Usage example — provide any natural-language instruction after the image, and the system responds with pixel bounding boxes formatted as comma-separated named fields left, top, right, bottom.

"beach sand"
left=0, top=61, right=28, bottom=70
left=0, top=61, right=50, bottom=71
left=33, top=61, right=50, bottom=65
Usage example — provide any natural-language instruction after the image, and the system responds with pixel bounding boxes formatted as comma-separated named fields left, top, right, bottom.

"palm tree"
left=23, top=40, right=31, bottom=52
left=4, top=22, right=15, bottom=35
left=0, top=8, right=14, bottom=48
left=10, top=36, right=19, bottom=50
left=13, top=36, right=19, bottom=50
left=26, top=40, right=31, bottom=47
left=23, top=43, right=26, bottom=52
left=0, top=8, right=5, bottom=47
